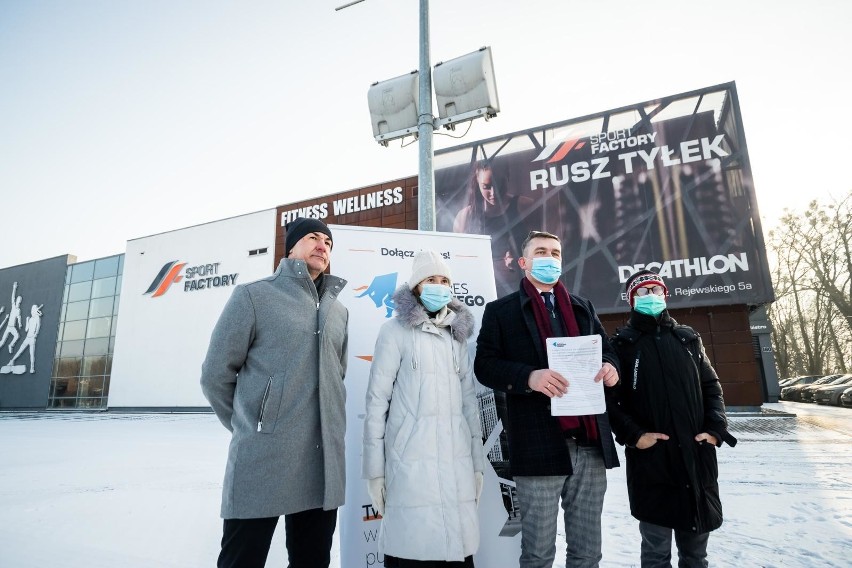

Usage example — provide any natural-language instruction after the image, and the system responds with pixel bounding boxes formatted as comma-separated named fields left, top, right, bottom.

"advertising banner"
left=332, top=226, right=521, bottom=567
left=435, top=83, right=773, bottom=313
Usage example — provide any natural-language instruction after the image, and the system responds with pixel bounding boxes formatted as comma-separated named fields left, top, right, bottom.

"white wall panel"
left=109, top=210, right=276, bottom=408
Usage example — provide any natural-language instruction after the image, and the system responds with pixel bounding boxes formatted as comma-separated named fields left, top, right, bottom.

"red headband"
left=626, top=273, right=668, bottom=305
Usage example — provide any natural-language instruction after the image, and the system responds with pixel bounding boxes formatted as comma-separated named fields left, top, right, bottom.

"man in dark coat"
left=475, top=230, right=621, bottom=568
left=607, top=270, right=737, bottom=568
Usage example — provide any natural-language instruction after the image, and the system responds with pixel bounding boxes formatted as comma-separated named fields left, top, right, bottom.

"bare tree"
left=768, top=192, right=852, bottom=378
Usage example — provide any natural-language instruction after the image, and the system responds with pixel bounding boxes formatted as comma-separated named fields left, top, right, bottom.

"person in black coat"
left=607, top=270, right=737, bottom=568
left=475, top=230, right=621, bottom=568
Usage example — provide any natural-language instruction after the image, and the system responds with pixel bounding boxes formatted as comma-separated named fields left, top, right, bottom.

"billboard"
left=435, top=82, right=773, bottom=312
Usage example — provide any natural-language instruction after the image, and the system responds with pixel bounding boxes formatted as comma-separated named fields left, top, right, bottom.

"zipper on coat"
left=257, top=376, right=273, bottom=432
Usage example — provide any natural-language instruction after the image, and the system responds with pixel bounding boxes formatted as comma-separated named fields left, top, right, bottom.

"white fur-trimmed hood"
left=391, top=285, right=474, bottom=342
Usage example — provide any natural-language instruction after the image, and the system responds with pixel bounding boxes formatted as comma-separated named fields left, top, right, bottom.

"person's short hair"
left=521, top=230, right=561, bottom=257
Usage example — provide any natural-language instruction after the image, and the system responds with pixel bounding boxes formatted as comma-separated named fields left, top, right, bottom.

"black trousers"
left=217, top=508, right=337, bottom=568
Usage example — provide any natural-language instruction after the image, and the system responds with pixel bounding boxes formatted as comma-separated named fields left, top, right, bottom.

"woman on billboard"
left=362, top=251, right=485, bottom=567
left=453, top=159, right=534, bottom=297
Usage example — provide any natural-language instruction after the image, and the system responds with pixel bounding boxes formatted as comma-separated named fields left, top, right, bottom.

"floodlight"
left=367, top=70, right=419, bottom=146
left=433, top=46, right=499, bottom=130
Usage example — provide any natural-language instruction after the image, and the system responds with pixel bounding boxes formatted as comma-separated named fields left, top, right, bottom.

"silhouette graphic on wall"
left=0, top=282, right=45, bottom=376
left=5, top=304, right=43, bottom=374
left=0, top=282, right=23, bottom=354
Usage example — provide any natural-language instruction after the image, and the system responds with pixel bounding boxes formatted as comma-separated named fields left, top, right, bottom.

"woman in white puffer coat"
left=362, top=251, right=486, bottom=568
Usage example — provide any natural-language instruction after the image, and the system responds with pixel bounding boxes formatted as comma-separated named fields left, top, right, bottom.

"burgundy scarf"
left=522, top=278, right=599, bottom=441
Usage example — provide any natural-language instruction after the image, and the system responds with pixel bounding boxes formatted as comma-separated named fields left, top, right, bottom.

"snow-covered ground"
left=1, top=402, right=849, bottom=567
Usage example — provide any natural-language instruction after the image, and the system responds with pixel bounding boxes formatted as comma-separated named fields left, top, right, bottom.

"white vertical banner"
left=331, top=226, right=521, bottom=568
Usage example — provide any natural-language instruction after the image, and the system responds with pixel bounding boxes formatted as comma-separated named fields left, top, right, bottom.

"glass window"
left=103, top=375, right=111, bottom=396
left=65, top=268, right=72, bottom=285
left=54, top=358, right=82, bottom=377
left=60, top=340, right=85, bottom=358
left=76, top=377, right=97, bottom=397
left=82, top=356, right=108, bottom=376
left=84, top=338, right=109, bottom=356
left=60, top=303, right=67, bottom=321
left=62, top=320, right=87, bottom=341
left=94, top=256, right=120, bottom=279
left=104, top=356, right=113, bottom=375
left=88, top=297, right=114, bottom=319
left=51, top=377, right=79, bottom=398
left=86, top=376, right=106, bottom=397
left=67, top=281, right=92, bottom=303
left=91, top=277, right=116, bottom=299
left=77, top=397, right=106, bottom=409
left=70, top=261, right=95, bottom=283
left=64, top=300, right=89, bottom=322
left=108, top=336, right=116, bottom=354
left=116, top=275, right=122, bottom=295
left=86, top=317, right=112, bottom=339
left=113, top=295, right=121, bottom=315
left=63, top=284, right=69, bottom=303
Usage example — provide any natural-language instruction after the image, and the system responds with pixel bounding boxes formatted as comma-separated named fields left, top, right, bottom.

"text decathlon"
left=618, top=253, right=749, bottom=282
left=530, top=134, right=729, bottom=190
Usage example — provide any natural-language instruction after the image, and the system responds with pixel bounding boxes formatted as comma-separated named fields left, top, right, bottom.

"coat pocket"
left=391, top=413, right=416, bottom=457
left=257, top=375, right=283, bottom=434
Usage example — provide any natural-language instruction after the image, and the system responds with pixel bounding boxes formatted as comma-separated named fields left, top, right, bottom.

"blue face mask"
left=419, top=284, right=453, bottom=312
left=634, top=294, right=667, bottom=316
left=528, top=257, right=562, bottom=285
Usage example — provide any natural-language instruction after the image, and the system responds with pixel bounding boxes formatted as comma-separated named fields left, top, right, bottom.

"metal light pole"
left=338, top=0, right=436, bottom=231
left=417, top=0, right=436, bottom=231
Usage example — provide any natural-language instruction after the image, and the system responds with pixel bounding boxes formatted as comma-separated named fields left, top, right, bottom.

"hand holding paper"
left=528, top=368, right=569, bottom=398
left=545, top=335, right=606, bottom=416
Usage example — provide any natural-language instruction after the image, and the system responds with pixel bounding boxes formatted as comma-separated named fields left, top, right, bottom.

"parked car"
left=782, top=374, right=842, bottom=402
left=800, top=375, right=850, bottom=402
left=840, top=386, right=852, bottom=408
left=779, top=374, right=823, bottom=388
left=813, top=375, right=852, bottom=405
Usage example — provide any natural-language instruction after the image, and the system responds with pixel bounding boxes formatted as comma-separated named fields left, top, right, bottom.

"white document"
left=546, top=335, right=605, bottom=416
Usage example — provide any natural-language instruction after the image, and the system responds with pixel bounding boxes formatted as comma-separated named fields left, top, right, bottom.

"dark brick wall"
left=599, top=304, right=762, bottom=406
left=274, top=176, right=418, bottom=268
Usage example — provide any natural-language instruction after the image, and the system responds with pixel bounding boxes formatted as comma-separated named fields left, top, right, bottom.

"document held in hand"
left=546, top=335, right=605, bottom=416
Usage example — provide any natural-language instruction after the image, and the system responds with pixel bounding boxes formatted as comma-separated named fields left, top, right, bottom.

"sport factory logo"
left=144, top=261, right=238, bottom=298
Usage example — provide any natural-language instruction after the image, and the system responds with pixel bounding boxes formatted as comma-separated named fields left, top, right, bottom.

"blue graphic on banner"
left=356, top=273, right=398, bottom=318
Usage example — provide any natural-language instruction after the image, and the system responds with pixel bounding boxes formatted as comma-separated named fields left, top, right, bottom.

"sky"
left=1, top=0, right=850, bottom=269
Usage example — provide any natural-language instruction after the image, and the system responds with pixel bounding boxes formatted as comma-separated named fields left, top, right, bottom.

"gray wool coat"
left=200, top=258, right=349, bottom=519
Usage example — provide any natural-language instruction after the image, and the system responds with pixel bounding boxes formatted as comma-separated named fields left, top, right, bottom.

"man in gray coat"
left=201, top=217, right=349, bottom=568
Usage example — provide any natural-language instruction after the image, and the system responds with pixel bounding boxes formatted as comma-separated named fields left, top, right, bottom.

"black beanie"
left=285, top=218, right=333, bottom=255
